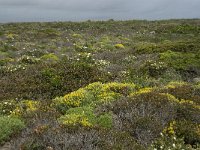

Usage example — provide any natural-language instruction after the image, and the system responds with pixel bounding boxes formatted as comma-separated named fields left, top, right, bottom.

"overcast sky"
left=0, top=0, right=200, bottom=22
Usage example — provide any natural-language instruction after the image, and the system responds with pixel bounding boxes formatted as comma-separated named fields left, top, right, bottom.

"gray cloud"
left=0, top=0, right=200, bottom=22
left=0, top=0, right=38, bottom=6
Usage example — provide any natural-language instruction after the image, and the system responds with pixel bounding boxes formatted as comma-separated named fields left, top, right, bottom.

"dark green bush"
left=0, top=59, right=111, bottom=100
left=175, top=120, right=200, bottom=146
left=176, top=100, right=200, bottom=123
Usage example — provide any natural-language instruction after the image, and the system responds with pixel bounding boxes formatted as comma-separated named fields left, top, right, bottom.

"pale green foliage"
left=0, top=116, right=25, bottom=144
left=40, top=53, right=59, bottom=62
left=58, top=106, right=113, bottom=128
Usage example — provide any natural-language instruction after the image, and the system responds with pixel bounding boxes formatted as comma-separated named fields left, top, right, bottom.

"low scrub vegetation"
left=0, top=19, right=200, bottom=149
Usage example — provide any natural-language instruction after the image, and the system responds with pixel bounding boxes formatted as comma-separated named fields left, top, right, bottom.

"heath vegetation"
left=0, top=19, right=200, bottom=149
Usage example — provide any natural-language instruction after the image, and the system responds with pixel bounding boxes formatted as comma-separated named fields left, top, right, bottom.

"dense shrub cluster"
left=160, top=50, right=200, bottom=70
left=1, top=82, right=200, bottom=149
left=102, top=90, right=178, bottom=146
left=0, top=59, right=112, bottom=100
left=13, top=127, right=144, bottom=150
left=53, top=82, right=135, bottom=128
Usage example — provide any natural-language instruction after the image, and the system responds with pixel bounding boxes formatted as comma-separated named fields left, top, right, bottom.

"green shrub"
left=0, top=51, right=10, bottom=60
left=40, top=53, right=59, bottom=62
left=0, top=116, right=25, bottom=144
left=0, top=31, right=4, bottom=36
left=157, top=68, right=182, bottom=84
left=134, top=42, right=157, bottom=54
left=58, top=106, right=113, bottom=128
left=159, top=40, right=200, bottom=53
left=96, top=113, right=113, bottom=129
left=160, top=50, right=200, bottom=70
left=41, top=68, right=62, bottom=88
left=58, top=107, right=95, bottom=127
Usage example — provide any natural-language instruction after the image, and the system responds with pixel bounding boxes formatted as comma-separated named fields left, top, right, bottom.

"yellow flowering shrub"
left=104, top=82, right=135, bottom=94
left=114, top=43, right=125, bottom=49
left=11, top=100, right=40, bottom=116
left=130, top=87, right=153, bottom=96
left=6, top=33, right=18, bottom=40
left=84, top=82, right=104, bottom=95
left=165, top=81, right=188, bottom=89
left=98, top=91, right=120, bottom=103
left=163, top=121, right=176, bottom=136
left=1, top=100, right=40, bottom=116
left=53, top=82, right=136, bottom=113
left=54, top=82, right=136, bottom=128
left=59, top=114, right=92, bottom=127
left=63, top=89, right=86, bottom=107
